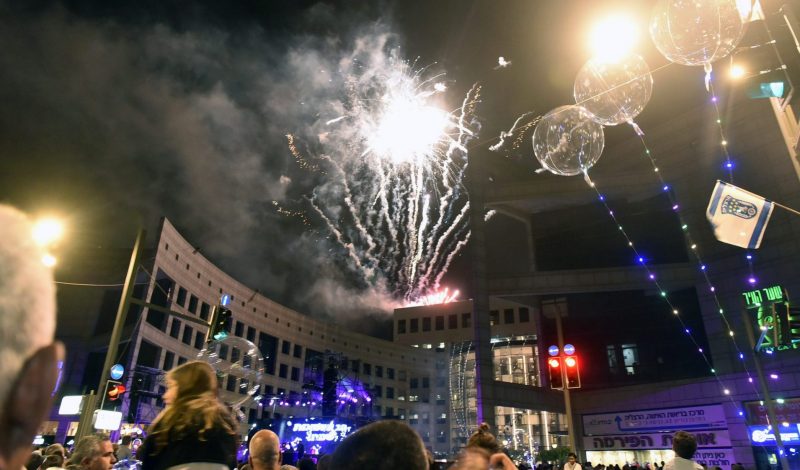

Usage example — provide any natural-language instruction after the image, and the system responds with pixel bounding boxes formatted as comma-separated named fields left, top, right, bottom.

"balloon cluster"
left=532, top=0, right=745, bottom=177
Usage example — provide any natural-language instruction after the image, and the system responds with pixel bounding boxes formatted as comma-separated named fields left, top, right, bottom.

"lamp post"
left=74, top=228, right=146, bottom=441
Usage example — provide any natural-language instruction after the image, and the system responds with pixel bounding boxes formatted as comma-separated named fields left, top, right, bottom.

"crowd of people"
left=0, top=202, right=746, bottom=470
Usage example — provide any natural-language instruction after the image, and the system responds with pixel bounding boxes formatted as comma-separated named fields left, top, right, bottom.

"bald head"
left=249, top=430, right=281, bottom=470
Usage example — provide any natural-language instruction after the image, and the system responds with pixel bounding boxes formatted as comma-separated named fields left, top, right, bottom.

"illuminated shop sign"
left=291, top=421, right=352, bottom=442
left=741, top=285, right=799, bottom=352
left=749, top=424, right=800, bottom=446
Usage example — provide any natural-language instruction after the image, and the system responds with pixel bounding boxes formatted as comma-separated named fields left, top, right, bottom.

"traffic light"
left=207, top=305, right=232, bottom=342
left=547, top=357, right=563, bottom=389
left=565, top=355, right=581, bottom=389
left=104, top=380, right=126, bottom=402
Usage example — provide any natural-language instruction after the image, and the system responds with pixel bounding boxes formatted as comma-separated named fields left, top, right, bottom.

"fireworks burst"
left=294, top=47, right=480, bottom=305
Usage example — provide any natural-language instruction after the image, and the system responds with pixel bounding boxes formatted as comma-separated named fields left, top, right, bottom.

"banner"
left=583, top=404, right=727, bottom=435
left=583, top=429, right=731, bottom=450
left=706, top=180, right=774, bottom=249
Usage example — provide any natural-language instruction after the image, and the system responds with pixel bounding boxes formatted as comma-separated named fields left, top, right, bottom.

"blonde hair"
left=0, top=205, right=56, bottom=413
left=147, top=361, right=236, bottom=452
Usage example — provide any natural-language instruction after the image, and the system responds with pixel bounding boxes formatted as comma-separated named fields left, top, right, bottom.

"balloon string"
left=704, top=63, right=712, bottom=92
left=627, top=120, right=645, bottom=137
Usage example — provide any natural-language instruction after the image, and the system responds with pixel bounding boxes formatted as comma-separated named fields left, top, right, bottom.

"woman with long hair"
left=139, top=361, right=238, bottom=470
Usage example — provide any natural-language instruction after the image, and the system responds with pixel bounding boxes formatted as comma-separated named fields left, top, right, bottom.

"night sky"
left=0, top=1, right=713, bottom=335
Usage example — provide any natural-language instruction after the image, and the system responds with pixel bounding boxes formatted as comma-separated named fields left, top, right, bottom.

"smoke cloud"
left=0, top=2, right=427, bottom=334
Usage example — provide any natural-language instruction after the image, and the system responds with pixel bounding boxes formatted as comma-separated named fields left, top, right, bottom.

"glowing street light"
left=32, top=217, right=65, bottom=247
left=589, top=14, right=639, bottom=63
left=730, top=64, right=747, bottom=80
left=41, top=253, right=57, bottom=267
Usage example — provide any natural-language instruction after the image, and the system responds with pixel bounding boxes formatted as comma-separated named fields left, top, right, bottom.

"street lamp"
left=32, top=217, right=65, bottom=267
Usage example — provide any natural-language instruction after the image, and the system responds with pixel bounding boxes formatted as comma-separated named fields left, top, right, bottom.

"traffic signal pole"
left=75, top=228, right=145, bottom=440
left=555, top=312, right=576, bottom=452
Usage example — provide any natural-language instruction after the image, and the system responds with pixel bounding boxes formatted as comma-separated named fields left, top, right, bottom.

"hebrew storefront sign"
left=583, top=429, right=732, bottom=450
left=583, top=404, right=727, bottom=435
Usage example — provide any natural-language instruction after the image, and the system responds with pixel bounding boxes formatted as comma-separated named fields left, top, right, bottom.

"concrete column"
left=468, top=152, right=496, bottom=430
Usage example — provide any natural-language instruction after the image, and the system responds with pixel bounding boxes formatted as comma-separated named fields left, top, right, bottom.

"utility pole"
left=555, top=311, right=576, bottom=452
left=75, top=228, right=145, bottom=439
left=741, top=303, right=791, bottom=470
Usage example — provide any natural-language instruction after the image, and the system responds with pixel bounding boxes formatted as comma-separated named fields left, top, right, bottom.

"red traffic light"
left=107, top=384, right=126, bottom=401
left=565, top=356, right=577, bottom=368
left=548, top=358, right=561, bottom=368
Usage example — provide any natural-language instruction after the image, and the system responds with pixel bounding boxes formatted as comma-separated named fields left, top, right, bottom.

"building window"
left=387, top=387, right=394, bottom=399
left=247, top=326, right=256, bottom=342
left=232, top=321, right=242, bottom=337
left=363, top=363, right=372, bottom=375
left=182, top=326, right=193, bottom=345
left=622, top=343, right=639, bottom=375
left=376, top=366, right=383, bottom=378
left=462, top=312, right=471, bottom=328
left=489, top=310, right=499, bottom=325
left=435, top=316, right=444, bottom=330
left=291, top=367, right=300, bottom=381
left=279, top=364, right=288, bottom=379
left=226, top=376, right=237, bottom=392
left=176, top=287, right=187, bottom=307
left=410, top=318, right=419, bottom=333
left=422, top=317, right=431, bottom=332
left=177, top=356, right=187, bottom=365
left=504, top=308, right=515, bottom=324
left=373, top=385, right=382, bottom=397
left=282, top=341, right=291, bottom=355
left=385, top=407, right=394, bottom=418
left=194, top=331, right=205, bottom=349
left=387, top=368, right=395, bottom=380
left=163, top=351, right=175, bottom=370
left=519, top=307, right=530, bottom=322
left=448, top=314, right=458, bottom=329
left=293, top=344, right=303, bottom=358
left=188, top=295, right=198, bottom=314
left=398, top=320, right=406, bottom=334
left=422, top=377, right=429, bottom=388
left=410, top=378, right=419, bottom=389
left=199, top=302, right=210, bottom=321
left=169, top=319, right=181, bottom=339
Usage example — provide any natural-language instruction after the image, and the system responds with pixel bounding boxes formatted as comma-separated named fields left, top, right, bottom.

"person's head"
left=41, top=453, right=64, bottom=470
left=466, top=422, right=500, bottom=455
left=44, top=445, right=66, bottom=459
left=671, top=431, right=697, bottom=460
left=316, top=454, right=331, bottom=470
left=567, top=453, right=578, bottom=463
left=119, top=436, right=131, bottom=447
left=249, top=430, right=281, bottom=470
left=0, top=205, right=64, bottom=470
left=329, top=421, right=428, bottom=470
left=148, top=361, right=235, bottom=453
left=163, top=360, right=218, bottom=406
left=69, top=435, right=116, bottom=470
left=26, top=452, right=45, bottom=470
left=296, top=458, right=315, bottom=470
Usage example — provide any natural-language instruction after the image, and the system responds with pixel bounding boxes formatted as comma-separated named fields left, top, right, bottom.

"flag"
left=706, top=180, right=774, bottom=249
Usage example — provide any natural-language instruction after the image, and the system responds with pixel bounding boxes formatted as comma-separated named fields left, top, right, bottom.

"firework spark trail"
left=295, top=45, right=481, bottom=304
left=307, top=194, right=374, bottom=279
left=421, top=201, right=470, bottom=292
left=414, top=85, right=478, bottom=291
left=318, top=153, right=382, bottom=264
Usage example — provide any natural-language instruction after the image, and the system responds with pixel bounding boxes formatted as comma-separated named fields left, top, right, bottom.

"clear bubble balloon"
left=574, top=55, right=653, bottom=126
left=532, top=105, right=605, bottom=177
left=650, top=0, right=745, bottom=67
left=197, top=335, right=265, bottom=408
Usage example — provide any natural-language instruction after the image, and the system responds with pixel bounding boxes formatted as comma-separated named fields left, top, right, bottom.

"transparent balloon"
left=650, top=0, right=744, bottom=67
left=197, top=335, right=265, bottom=409
left=532, top=105, right=605, bottom=177
left=574, top=55, right=653, bottom=126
